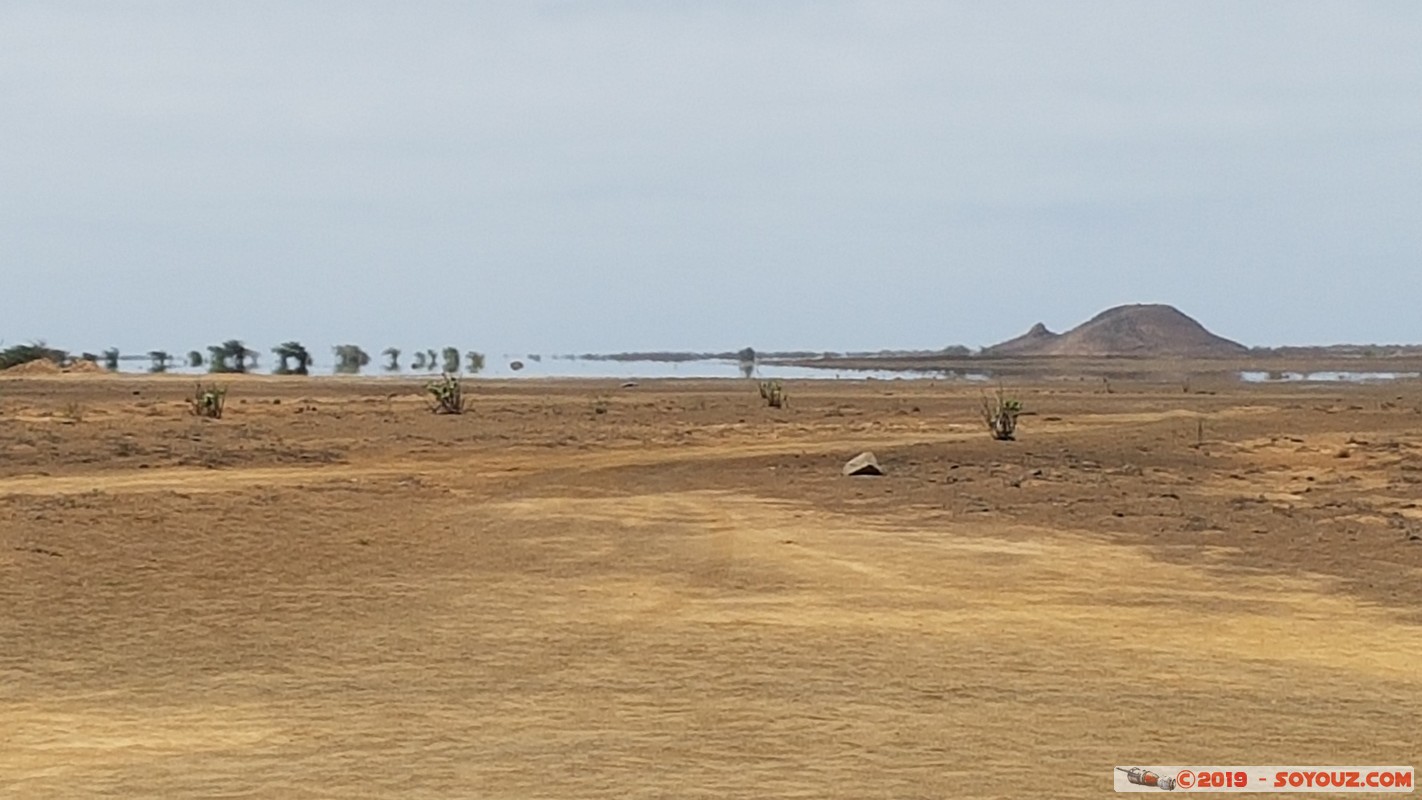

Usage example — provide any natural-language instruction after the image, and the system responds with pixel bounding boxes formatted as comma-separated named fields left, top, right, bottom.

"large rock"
left=842, top=451, right=883, bottom=476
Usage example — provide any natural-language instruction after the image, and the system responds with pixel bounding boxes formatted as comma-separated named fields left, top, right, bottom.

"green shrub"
left=981, top=387, right=1022, bottom=441
left=208, top=340, right=255, bottom=373
left=441, top=347, right=461, bottom=374
left=0, top=342, right=68, bottom=371
left=189, top=383, right=228, bottom=419
left=272, top=342, right=312, bottom=375
left=332, top=345, right=370, bottom=374
left=426, top=373, right=466, bottom=414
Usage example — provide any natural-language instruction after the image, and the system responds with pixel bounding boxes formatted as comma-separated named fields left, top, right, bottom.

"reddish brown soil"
left=2, top=373, right=1420, bottom=798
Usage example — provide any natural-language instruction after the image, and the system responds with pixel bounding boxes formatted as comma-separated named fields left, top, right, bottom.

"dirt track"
left=3, top=373, right=1421, bottom=798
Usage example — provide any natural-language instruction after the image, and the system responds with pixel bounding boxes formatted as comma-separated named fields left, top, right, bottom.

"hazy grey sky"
left=3, top=2, right=1419, bottom=355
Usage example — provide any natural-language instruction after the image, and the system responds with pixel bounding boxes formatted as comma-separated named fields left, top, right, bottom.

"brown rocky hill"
left=977, top=322, right=1061, bottom=357
left=982, top=304, right=1247, bottom=357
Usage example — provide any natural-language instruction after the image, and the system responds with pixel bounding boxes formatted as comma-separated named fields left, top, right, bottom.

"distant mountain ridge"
left=982, top=304, right=1248, bottom=357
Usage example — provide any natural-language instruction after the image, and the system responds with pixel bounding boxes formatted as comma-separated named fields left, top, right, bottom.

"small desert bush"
left=0, top=341, right=68, bottom=371
left=981, top=387, right=1021, bottom=441
left=426, top=373, right=466, bottom=414
left=189, top=383, right=228, bottom=419
left=758, top=379, right=786, bottom=408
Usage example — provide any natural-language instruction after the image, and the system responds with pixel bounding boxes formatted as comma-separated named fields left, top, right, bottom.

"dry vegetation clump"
left=982, top=387, right=1022, bottom=441
left=426, top=373, right=466, bottom=414
left=189, top=383, right=228, bottom=419
left=758, top=379, right=787, bottom=408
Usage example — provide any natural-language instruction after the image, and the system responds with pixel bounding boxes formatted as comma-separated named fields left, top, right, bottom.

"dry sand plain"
left=2, top=371, right=1421, bottom=798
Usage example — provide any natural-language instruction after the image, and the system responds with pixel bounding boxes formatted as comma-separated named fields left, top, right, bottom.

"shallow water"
left=1239, top=370, right=1421, bottom=384
left=95, top=359, right=1421, bottom=384
left=109, top=357, right=992, bottom=381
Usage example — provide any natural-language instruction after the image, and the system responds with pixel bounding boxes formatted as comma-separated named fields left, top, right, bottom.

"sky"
left=3, top=1, right=1420, bottom=357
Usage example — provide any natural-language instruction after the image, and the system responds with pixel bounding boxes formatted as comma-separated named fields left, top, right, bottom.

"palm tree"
left=382, top=347, right=401, bottom=372
left=187, top=350, right=204, bottom=369
left=466, top=351, right=486, bottom=374
left=424, top=349, right=438, bottom=371
left=411, top=351, right=427, bottom=370
left=102, top=348, right=120, bottom=371
left=147, top=350, right=171, bottom=374
left=272, top=342, right=311, bottom=375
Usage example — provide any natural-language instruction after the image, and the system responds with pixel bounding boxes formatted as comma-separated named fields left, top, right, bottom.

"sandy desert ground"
left=2, top=370, right=1421, bottom=798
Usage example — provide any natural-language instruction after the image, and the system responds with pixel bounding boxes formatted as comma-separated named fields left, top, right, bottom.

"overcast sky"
left=3, top=2, right=1419, bottom=356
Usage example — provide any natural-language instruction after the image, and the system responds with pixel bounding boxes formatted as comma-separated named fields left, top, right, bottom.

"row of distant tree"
left=144, top=342, right=488, bottom=375
left=1, top=341, right=487, bottom=375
